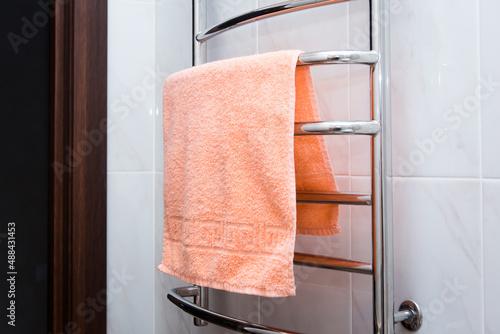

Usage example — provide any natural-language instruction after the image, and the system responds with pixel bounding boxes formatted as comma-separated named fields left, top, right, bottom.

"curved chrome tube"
left=196, top=0, right=350, bottom=42
left=294, top=120, right=380, bottom=135
left=168, top=286, right=302, bottom=334
left=297, top=50, right=379, bottom=66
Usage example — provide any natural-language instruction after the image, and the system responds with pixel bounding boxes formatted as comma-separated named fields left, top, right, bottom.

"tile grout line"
left=477, top=0, right=485, bottom=331
left=152, top=1, right=157, bottom=333
left=392, top=175, right=484, bottom=181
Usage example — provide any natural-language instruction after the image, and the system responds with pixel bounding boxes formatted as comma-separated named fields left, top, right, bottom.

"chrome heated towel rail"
left=168, top=0, right=423, bottom=333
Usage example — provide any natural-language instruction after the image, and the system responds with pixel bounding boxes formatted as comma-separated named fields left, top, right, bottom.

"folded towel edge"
left=157, top=264, right=296, bottom=298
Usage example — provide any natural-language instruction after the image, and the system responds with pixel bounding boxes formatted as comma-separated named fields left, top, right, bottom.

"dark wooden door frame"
left=50, top=1, right=107, bottom=333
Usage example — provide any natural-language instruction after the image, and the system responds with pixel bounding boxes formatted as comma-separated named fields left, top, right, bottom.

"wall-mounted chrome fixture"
left=167, top=1, right=423, bottom=333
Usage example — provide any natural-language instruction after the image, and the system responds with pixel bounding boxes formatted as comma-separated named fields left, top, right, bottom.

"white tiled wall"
left=107, top=0, right=500, bottom=333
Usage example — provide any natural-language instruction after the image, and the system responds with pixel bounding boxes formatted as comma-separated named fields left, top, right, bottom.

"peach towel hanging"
left=158, top=50, right=339, bottom=297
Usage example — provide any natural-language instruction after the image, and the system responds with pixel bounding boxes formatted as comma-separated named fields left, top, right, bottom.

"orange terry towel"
left=159, top=50, right=339, bottom=297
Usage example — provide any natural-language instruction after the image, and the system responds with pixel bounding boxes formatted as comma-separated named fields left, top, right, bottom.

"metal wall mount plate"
left=398, top=300, right=423, bottom=331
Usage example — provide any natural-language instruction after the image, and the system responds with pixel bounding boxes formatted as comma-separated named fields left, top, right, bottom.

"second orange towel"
left=159, top=50, right=339, bottom=297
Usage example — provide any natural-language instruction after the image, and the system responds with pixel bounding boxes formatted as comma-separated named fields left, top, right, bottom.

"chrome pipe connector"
left=395, top=300, right=423, bottom=331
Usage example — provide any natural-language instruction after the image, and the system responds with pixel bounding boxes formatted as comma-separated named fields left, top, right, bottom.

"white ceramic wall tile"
left=107, top=172, right=155, bottom=334
left=154, top=172, right=163, bottom=267
left=391, top=0, right=481, bottom=178
left=155, top=0, right=193, bottom=172
left=350, top=176, right=372, bottom=334
left=348, top=0, right=372, bottom=177
left=350, top=176, right=371, bottom=263
left=108, top=0, right=156, bottom=171
left=259, top=282, right=351, bottom=334
left=155, top=272, right=194, bottom=334
left=257, top=1, right=351, bottom=176
left=257, top=0, right=348, bottom=52
left=347, top=0, right=370, bottom=51
left=190, top=289, right=260, bottom=334
left=205, top=0, right=258, bottom=62
left=482, top=180, right=500, bottom=334
left=393, top=178, right=483, bottom=334
left=352, top=275, right=372, bottom=334
left=479, top=0, right=500, bottom=179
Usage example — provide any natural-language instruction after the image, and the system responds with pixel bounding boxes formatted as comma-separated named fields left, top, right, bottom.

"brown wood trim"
left=49, top=0, right=107, bottom=333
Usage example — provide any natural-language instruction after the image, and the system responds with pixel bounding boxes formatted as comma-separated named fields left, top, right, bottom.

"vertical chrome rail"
left=370, top=0, right=393, bottom=333
left=193, top=0, right=206, bottom=66
left=192, top=0, right=208, bottom=327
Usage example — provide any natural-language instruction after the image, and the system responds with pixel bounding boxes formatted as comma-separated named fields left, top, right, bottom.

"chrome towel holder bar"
left=167, top=0, right=423, bottom=333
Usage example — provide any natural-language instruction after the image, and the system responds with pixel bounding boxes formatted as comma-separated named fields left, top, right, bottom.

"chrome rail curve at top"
left=196, top=0, right=351, bottom=42
left=168, top=286, right=302, bottom=334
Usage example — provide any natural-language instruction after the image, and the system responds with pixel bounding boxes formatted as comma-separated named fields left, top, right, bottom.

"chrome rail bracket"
left=394, top=300, right=423, bottom=331
left=176, top=285, right=210, bottom=327
left=194, top=286, right=209, bottom=326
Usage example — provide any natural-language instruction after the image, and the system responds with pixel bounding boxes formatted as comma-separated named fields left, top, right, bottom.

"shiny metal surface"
left=168, top=286, right=302, bottom=334
left=397, top=300, right=423, bottom=331
left=181, top=1, right=422, bottom=334
left=297, top=50, right=379, bottom=66
left=193, top=286, right=209, bottom=326
left=296, top=190, right=372, bottom=205
left=196, top=0, right=350, bottom=42
left=294, top=120, right=380, bottom=135
left=393, top=309, right=413, bottom=324
left=193, top=0, right=206, bottom=66
left=192, top=2, right=208, bottom=327
left=370, top=0, right=396, bottom=333
left=293, top=253, right=373, bottom=274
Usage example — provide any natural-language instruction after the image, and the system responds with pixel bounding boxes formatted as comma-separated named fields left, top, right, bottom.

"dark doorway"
left=0, top=0, right=50, bottom=332
left=0, top=1, right=107, bottom=333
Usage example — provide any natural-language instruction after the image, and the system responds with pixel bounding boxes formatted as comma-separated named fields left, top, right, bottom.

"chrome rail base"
left=168, top=286, right=301, bottom=334
left=395, top=300, right=423, bottom=331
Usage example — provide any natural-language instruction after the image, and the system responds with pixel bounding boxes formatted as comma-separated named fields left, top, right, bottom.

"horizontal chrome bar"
left=393, top=309, right=413, bottom=323
left=297, top=50, right=379, bottom=66
left=168, top=286, right=302, bottom=334
left=196, top=0, right=350, bottom=42
left=396, top=300, right=423, bottom=331
left=294, top=120, right=380, bottom=135
left=293, top=253, right=373, bottom=275
left=297, top=190, right=372, bottom=205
